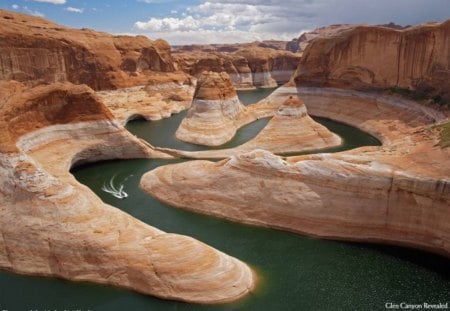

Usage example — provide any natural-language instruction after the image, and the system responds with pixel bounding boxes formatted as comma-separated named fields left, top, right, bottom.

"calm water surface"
left=1, top=89, right=448, bottom=311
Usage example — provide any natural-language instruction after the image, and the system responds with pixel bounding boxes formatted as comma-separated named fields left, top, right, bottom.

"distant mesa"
left=173, top=45, right=301, bottom=89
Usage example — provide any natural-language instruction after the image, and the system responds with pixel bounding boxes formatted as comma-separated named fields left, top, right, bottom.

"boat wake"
left=101, top=174, right=132, bottom=199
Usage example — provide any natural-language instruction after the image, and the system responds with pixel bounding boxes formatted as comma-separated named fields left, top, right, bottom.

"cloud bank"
left=133, top=0, right=449, bottom=45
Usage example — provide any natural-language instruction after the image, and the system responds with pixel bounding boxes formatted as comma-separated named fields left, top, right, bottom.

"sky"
left=1, top=0, right=449, bottom=45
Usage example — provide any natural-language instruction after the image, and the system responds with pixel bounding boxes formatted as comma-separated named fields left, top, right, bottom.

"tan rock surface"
left=141, top=86, right=450, bottom=257
left=295, top=20, right=450, bottom=101
left=175, top=72, right=245, bottom=146
left=0, top=9, right=181, bottom=90
left=0, top=81, right=255, bottom=303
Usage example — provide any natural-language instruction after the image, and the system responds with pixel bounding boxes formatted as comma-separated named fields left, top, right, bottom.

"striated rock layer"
left=0, top=81, right=255, bottom=303
left=295, top=20, right=450, bottom=101
left=173, top=46, right=300, bottom=89
left=141, top=86, right=450, bottom=257
left=0, top=9, right=179, bottom=90
left=176, top=72, right=245, bottom=146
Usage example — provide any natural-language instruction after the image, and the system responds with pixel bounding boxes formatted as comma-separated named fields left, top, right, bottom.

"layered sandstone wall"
left=0, top=81, right=255, bottom=303
left=295, top=20, right=450, bottom=101
left=0, top=10, right=176, bottom=90
left=173, top=46, right=301, bottom=89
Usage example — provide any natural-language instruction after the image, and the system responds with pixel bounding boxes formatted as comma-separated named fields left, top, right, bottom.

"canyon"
left=0, top=7, right=449, bottom=309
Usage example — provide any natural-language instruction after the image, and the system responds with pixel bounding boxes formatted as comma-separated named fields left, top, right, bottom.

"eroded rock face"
left=0, top=10, right=176, bottom=90
left=0, top=81, right=255, bottom=303
left=173, top=46, right=301, bottom=88
left=176, top=72, right=245, bottom=146
left=295, top=20, right=450, bottom=101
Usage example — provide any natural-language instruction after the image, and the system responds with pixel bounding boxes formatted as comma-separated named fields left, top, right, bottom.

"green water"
left=237, top=87, right=278, bottom=105
left=1, top=89, right=448, bottom=311
left=126, top=110, right=271, bottom=151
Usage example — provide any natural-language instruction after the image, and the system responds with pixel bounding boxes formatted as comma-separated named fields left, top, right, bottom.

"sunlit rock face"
left=176, top=71, right=246, bottom=146
left=295, top=20, right=450, bottom=101
left=0, top=9, right=176, bottom=90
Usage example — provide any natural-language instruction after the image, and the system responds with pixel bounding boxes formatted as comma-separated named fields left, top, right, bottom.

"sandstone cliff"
left=173, top=46, right=300, bottom=89
left=0, top=81, right=255, bottom=303
left=176, top=71, right=245, bottom=146
left=295, top=20, right=450, bottom=102
left=0, top=10, right=177, bottom=90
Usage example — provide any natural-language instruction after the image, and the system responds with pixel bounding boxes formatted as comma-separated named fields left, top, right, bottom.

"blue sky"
left=1, top=0, right=449, bottom=44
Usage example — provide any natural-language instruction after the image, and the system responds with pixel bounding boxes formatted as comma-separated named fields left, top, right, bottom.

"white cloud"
left=135, top=16, right=199, bottom=32
left=64, top=7, right=84, bottom=13
left=11, top=4, right=19, bottom=10
left=133, top=0, right=450, bottom=45
left=30, top=0, right=66, bottom=4
left=23, top=6, right=45, bottom=17
left=134, top=1, right=302, bottom=44
left=170, top=10, right=177, bottom=14
left=138, top=0, right=174, bottom=3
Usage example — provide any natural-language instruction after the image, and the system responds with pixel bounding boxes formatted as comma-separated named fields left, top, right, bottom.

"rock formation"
left=141, top=86, right=450, bottom=257
left=238, top=95, right=341, bottom=153
left=0, top=81, right=255, bottom=303
left=176, top=72, right=246, bottom=146
left=0, top=9, right=178, bottom=90
left=295, top=20, right=450, bottom=102
left=172, top=95, right=341, bottom=158
left=173, top=46, right=301, bottom=89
